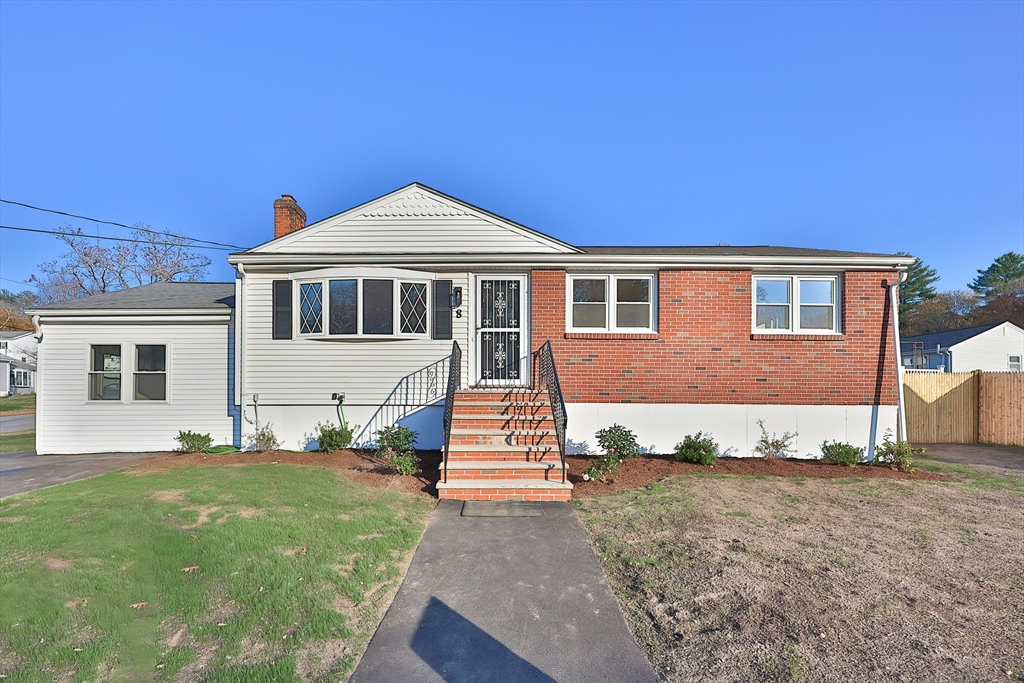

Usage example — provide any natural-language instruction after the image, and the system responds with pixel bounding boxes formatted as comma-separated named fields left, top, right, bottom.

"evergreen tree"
left=896, top=252, right=939, bottom=312
left=969, top=252, right=1024, bottom=296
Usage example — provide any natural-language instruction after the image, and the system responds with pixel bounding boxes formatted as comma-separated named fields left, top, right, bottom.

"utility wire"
left=0, top=198, right=244, bottom=250
left=0, top=225, right=236, bottom=250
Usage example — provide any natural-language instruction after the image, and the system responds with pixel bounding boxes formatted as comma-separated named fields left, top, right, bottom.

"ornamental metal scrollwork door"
left=477, top=277, right=525, bottom=385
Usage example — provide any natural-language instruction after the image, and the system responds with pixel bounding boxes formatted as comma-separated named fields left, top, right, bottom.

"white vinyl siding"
left=242, top=271, right=472, bottom=411
left=254, top=189, right=574, bottom=256
left=36, top=321, right=233, bottom=454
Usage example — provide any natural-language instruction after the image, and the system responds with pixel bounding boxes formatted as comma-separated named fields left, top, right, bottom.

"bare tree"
left=29, top=225, right=211, bottom=303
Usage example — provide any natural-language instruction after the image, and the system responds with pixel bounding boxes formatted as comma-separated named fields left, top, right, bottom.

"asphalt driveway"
left=350, top=500, right=657, bottom=683
left=919, top=442, right=1024, bottom=472
left=0, top=450, right=165, bottom=498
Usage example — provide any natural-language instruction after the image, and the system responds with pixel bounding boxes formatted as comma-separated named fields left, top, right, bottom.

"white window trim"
left=565, top=274, right=657, bottom=333
left=84, top=342, right=172, bottom=404
left=752, top=274, right=842, bottom=335
left=294, top=276, right=432, bottom=340
left=1009, top=354, right=1022, bottom=372
left=133, top=343, right=169, bottom=403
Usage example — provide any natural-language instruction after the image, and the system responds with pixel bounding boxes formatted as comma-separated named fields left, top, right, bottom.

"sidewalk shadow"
left=411, top=596, right=556, bottom=683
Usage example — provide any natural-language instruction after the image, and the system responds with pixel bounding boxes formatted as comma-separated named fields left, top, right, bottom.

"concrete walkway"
left=919, top=443, right=1024, bottom=472
left=0, top=450, right=164, bottom=498
left=350, top=501, right=657, bottom=683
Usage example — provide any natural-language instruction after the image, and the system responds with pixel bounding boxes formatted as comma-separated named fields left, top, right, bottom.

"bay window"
left=297, top=277, right=430, bottom=338
left=567, top=275, right=654, bottom=332
left=754, top=275, right=840, bottom=334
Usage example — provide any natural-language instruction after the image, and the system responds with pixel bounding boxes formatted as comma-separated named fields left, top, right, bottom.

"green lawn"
left=0, top=393, right=35, bottom=414
left=0, top=463, right=434, bottom=682
left=0, top=429, right=34, bottom=454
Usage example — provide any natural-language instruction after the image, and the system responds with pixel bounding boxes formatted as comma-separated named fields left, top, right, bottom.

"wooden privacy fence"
left=903, top=370, right=1024, bottom=446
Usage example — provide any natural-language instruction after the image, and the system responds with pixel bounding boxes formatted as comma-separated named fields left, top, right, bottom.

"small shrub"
left=375, top=425, right=419, bottom=476
left=873, top=429, right=921, bottom=472
left=581, top=453, right=620, bottom=482
left=753, top=419, right=798, bottom=459
left=595, top=423, right=640, bottom=460
left=174, top=430, right=213, bottom=453
left=315, top=421, right=356, bottom=452
left=821, top=440, right=864, bottom=466
left=674, top=432, right=717, bottom=466
left=245, top=418, right=280, bottom=452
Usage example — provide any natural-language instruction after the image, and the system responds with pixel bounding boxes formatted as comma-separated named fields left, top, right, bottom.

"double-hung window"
left=567, top=275, right=655, bottom=332
left=1010, top=355, right=1022, bottom=372
left=134, top=345, right=167, bottom=401
left=297, top=277, right=431, bottom=338
left=753, top=275, right=840, bottom=334
left=89, top=344, right=122, bottom=401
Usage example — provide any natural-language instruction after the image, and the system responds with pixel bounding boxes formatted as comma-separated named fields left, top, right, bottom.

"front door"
left=476, top=276, right=527, bottom=385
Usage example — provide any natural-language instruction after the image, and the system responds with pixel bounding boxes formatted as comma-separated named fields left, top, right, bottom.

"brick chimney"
left=274, top=195, right=306, bottom=239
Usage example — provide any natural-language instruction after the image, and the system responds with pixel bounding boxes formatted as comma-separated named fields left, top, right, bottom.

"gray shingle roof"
left=578, top=246, right=900, bottom=258
left=901, top=322, right=1004, bottom=349
left=30, top=282, right=235, bottom=311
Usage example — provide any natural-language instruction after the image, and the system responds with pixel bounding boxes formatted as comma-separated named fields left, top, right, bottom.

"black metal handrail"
left=442, top=340, right=461, bottom=484
left=354, top=355, right=450, bottom=448
left=535, top=340, right=568, bottom=483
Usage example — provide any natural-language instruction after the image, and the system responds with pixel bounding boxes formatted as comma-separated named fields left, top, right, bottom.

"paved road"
left=0, top=413, right=34, bottom=433
left=350, top=501, right=657, bottom=683
left=0, top=450, right=164, bottom=498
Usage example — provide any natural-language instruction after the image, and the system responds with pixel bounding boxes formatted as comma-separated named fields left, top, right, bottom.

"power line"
left=0, top=276, right=38, bottom=290
left=0, top=224, right=236, bottom=251
left=0, top=198, right=245, bottom=250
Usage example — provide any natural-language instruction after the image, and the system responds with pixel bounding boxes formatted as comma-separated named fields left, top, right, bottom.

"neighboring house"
left=0, top=357, right=36, bottom=396
left=0, top=331, right=37, bottom=397
left=0, top=330, right=38, bottom=364
left=901, top=322, right=1024, bottom=372
left=28, top=183, right=913, bottom=500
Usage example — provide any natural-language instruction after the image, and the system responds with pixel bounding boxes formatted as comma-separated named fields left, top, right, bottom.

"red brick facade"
left=530, top=269, right=898, bottom=406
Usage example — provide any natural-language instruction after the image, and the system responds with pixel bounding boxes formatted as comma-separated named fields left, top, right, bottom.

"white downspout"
left=889, top=271, right=909, bottom=441
left=236, top=263, right=247, bottom=426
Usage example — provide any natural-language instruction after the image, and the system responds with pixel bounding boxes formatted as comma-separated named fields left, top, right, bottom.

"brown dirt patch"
left=44, top=556, right=72, bottom=570
left=575, top=476, right=1024, bottom=682
left=133, top=449, right=443, bottom=498
left=567, top=454, right=945, bottom=496
left=152, top=489, right=187, bottom=503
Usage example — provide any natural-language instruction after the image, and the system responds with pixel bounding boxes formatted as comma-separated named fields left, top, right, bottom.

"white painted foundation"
left=564, top=403, right=898, bottom=459
left=241, top=403, right=444, bottom=451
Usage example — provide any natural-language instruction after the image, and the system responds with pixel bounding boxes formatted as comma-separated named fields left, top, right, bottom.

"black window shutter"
left=272, top=280, right=292, bottom=340
left=433, top=280, right=453, bottom=340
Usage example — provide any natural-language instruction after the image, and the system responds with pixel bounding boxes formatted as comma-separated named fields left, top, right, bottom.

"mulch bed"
left=566, top=453, right=947, bottom=497
left=132, top=449, right=444, bottom=498
left=132, top=449, right=946, bottom=500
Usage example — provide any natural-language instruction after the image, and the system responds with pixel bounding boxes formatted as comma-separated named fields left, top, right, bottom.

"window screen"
left=329, top=279, right=358, bottom=335
left=134, top=345, right=167, bottom=400
left=400, top=282, right=428, bottom=334
left=362, top=279, right=394, bottom=335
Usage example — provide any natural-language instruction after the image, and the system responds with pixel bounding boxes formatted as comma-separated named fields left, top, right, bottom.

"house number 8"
left=455, top=309, right=463, bottom=318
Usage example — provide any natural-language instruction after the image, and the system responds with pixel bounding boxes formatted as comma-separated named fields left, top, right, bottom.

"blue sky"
left=1, top=1, right=1021, bottom=291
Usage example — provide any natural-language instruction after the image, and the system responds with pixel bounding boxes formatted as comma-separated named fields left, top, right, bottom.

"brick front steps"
left=438, top=389, right=573, bottom=501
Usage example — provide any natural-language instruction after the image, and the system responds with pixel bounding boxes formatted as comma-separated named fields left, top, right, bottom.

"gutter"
left=227, top=252, right=918, bottom=270
left=889, top=272, right=909, bottom=441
